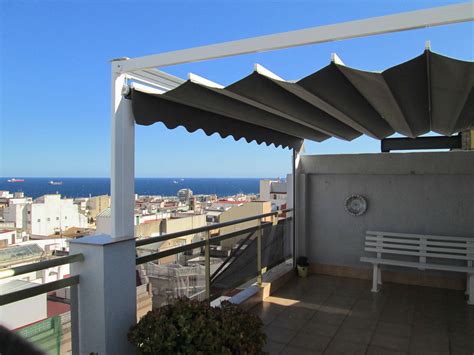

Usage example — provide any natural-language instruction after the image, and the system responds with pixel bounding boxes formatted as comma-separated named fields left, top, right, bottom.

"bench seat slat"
left=366, top=236, right=422, bottom=245
left=365, top=241, right=471, bottom=255
left=360, top=256, right=474, bottom=274
left=366, top=236, right=471, bottom=249
left=365, top=247, right=474, bottom=261
left=366, top=231, right=473, bottom=243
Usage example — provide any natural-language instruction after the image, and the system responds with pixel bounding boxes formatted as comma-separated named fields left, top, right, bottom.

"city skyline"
left=1, top=0, right=473, bottom=178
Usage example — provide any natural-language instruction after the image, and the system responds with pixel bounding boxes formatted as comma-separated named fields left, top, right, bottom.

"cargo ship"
left=7, top=178, right=25, bottom=183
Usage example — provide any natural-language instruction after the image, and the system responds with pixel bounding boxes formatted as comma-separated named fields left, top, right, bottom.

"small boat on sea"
left=7, top=178, right=24, bottom=183
left=49, top=180, right=63, bottom=185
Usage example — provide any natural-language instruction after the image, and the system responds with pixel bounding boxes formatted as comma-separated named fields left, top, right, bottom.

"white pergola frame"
left=110, top=2, right=473, bottom=239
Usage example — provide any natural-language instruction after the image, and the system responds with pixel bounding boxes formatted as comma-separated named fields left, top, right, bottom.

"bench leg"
left=377, top=267, right=382, bottom=285
left=371, top=264, right=379, bottom=293
left=468, top=274, right=474, bottom=305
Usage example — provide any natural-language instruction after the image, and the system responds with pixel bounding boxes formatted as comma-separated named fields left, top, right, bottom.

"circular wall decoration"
left=344, top=195, right=368, bottom=216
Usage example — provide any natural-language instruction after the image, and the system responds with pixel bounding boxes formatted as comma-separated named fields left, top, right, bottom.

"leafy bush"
left=128, top=298, right=266, bottom=354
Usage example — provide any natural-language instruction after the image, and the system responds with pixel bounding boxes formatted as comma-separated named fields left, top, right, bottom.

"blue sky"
left=1, top=0, right=472, bottom=178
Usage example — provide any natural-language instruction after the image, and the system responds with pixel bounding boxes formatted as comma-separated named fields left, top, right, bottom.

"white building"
left=0, top=229, right=17, bottom=247
left=3, top=196, right=32, bottom=230
left=28, top=195, right=87, bottom=236
left=0, top=191, right=13, bottom=198
left=177, top=188, right=193, bottom=203
left=259, top=178, right=288, bottom=211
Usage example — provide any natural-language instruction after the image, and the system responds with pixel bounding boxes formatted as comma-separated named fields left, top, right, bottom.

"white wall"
left=3, top=200, right=29, bottom=230
left=259, top=180, right=272, bottom=201
left=0, top=288, right=47, bottom=329
left=297, top=152, right=474, bottom=278
left=29, top=195, right=87, bottom=236
left=95, top=215, right=112, bottom=235
left=0, top=230, right=16, bottom=245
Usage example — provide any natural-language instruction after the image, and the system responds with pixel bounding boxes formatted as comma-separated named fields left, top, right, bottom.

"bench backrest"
left=365, top=231, right=474, bottom=266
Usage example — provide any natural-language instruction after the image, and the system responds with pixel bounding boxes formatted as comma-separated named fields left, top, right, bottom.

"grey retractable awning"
left=131, top=50, right=473, bottom=149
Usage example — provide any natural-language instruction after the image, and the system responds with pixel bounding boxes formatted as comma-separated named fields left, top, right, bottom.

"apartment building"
left=3, top=196, right=33, bottom=230
left=28, top=195, right=87, bottom=236
left=259, top=178, right=288, bottom=211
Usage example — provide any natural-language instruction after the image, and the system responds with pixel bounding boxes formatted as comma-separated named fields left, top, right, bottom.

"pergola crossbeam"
left=119, top=2, right=473, bottom=73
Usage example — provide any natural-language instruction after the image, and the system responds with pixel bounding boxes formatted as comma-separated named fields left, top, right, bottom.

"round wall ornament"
left=344, top=195, right=367, bottom=216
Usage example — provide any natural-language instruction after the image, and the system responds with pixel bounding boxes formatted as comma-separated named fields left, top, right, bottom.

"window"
left=47, top=218, right=51, bottom=222
left=273, top=194, right=277, bottom=199
left=37, top=219, right=41, bottom=222
left=56, top=217, right=59, bottom=221
left=64, top=216, right=68, bottom=220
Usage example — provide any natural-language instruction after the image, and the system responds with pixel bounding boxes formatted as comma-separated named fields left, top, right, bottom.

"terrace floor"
left=250, top=274, right=474, bottom=355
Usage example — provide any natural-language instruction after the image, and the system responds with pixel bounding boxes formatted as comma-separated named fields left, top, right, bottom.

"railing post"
left=205, top=231, right=211, bottom=302
left=70, top=284, right=79, bottom=355
left=257, top=219, right=262, bottom=287
left=70, top=235, right=136, bottom=355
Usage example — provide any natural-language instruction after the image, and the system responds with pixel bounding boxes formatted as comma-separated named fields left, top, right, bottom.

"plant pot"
left=297, top=265, right=308, bottom=278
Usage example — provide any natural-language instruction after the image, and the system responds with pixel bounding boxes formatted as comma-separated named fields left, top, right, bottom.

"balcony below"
left=250, top=274, right=474, bottom=355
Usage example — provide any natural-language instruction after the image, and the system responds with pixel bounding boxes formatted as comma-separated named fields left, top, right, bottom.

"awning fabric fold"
left=131, top=50, right=473, bottom=149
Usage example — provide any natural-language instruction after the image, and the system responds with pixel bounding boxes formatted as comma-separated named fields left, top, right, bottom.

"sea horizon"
left=0, top=177, right=282, bottom=199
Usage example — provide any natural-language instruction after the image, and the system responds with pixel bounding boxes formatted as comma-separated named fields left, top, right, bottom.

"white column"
left=111, top=59, right=135, bottom=239
left=293, top=143, right=306, bottom=260
left=68, top=60, right=138, bottom=354
left=70, top=235, right=136, bottom=354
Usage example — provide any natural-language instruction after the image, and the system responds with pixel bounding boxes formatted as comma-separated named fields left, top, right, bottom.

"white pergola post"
left=111, top=59, right=135, bottom=239
left=70, top=59, right=137, bottom=355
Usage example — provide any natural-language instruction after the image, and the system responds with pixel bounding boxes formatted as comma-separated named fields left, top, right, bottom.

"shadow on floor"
left=249, top=274, right=474, bottom=355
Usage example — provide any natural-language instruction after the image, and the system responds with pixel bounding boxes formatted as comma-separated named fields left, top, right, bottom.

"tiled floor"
left=250, top=274, right=474, bottom=355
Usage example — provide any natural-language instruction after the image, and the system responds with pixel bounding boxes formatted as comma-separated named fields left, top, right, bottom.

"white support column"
left=111, top=59, right=135, bottom=239
left=70, top=235, right=136, bottom=354
left=293, top=143, right=307, bottom=262
left=68, top=60, right=138, bottom=354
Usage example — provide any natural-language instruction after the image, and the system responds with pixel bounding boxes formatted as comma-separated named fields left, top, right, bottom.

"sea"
left=0, top=178, right=262, bottom=199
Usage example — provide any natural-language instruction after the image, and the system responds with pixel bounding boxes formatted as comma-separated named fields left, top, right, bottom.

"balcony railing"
left=0, top=253, right=83, bottom=306
left=0, top=208, right=293, bottom=354
left=136, top=208, right=293, bottom=301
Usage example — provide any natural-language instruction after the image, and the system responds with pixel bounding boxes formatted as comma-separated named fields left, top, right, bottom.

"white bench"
left=360, top=231, right=474, bottom=304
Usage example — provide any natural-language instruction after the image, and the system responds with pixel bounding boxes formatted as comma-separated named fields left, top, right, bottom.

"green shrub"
left=128, top=298, right=266, bottom=354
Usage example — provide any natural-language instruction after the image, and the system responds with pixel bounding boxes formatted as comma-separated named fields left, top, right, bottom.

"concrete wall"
left=296, top=151, right=474, bottom=278
left=86, top=195, right=110, bottom=220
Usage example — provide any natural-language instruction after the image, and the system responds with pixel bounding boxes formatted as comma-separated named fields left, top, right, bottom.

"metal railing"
left=0, top=208, right=292, bottom=307
left=136, top=208, right=293, bottom=301
left=0, top=253, right=83, bottom=306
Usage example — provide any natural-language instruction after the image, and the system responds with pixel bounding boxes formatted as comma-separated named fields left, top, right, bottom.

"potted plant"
left=128, top=298, right=266, bottom=354
left=296, top=256, right=309, bottom=278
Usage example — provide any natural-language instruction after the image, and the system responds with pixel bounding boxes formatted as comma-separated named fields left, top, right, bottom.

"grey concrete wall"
left=296, top=151, right=474, bottom=275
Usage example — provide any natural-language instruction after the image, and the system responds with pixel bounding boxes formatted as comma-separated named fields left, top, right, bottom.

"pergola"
left=110, top=2, right=473, bottom=240
left=84, top=2, right=473, bottom=353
